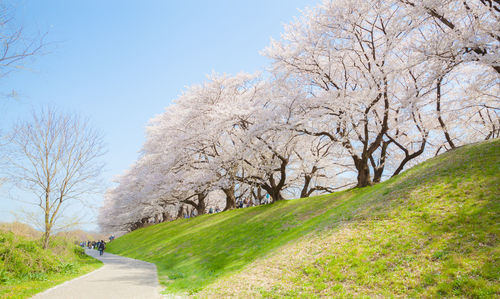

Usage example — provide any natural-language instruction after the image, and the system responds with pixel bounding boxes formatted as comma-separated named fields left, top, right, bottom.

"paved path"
left=32, top=249, right=162, bottom=299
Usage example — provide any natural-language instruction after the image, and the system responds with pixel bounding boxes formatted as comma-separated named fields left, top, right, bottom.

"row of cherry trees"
left=99, top=0, right=498, bottom=233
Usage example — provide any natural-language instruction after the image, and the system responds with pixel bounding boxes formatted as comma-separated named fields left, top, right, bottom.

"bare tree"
left=5, top=107, right=105, bottom=248
left=0, top=1, right=47, bottom=165
left=0, top=2, right=46, bottom=80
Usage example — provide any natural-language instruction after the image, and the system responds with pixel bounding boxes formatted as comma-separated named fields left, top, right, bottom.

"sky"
left=0, top=0, right=317, bottom=231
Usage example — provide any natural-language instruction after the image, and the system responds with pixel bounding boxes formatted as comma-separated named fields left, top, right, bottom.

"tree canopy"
left=99, top=0, right=499, bottom=233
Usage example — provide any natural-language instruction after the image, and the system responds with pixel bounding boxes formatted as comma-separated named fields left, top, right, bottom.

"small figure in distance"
left=98, top=240, right=106, bottom=256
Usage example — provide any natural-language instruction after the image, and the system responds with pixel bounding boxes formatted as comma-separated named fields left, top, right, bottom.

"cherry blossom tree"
left=99, top=0, right=499, bottom=232
left=264, top=0, right=420, bottom=187
left=399, top=0, right=499, bottom=74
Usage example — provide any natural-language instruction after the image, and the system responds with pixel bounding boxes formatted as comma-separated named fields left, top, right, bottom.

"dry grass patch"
left=197, top=222, right=360, bottom=298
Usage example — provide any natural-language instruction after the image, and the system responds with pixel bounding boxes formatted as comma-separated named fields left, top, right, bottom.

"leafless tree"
left=5, top=107, right=105, bottom=248
left=0, top=2, right=46, bottom=80
left=0, top=1, right=47, bottom=156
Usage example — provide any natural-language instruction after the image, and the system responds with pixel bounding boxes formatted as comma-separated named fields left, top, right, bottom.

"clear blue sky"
left=0, top=0, right=316, bottom=231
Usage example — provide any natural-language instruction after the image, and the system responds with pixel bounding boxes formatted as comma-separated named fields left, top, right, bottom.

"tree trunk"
left=391, top=138, right=427, bottom=177
left=262, top=184, right=283, bottom=202
left=251, top=186, right=264, bottom=205
left=300, top=165, right=319, bottom=198
left=371, top=140, right=390, bottom=183
left=163, top=211, right=172, bottom=222
left=42, top=230, right=51, bottom=249
left=222, top=185, right=236, bottom=211
left=266, top=157, right=288, bottom=201
left=196, top=193, right=207, bottom=215
left=356, top=166, right=372, bottom=187
left=270, top=189, right=283, bottom=202
left=372, top=167, right=384, bottom=184
left=355, top=157, right=372, bottom=188
left=300, top=175, right=312, bottom=198
left=436, top=77, right=456, bottom=149
left=351, top=86, right=388, bottom=188
left=42, top=200, right=52, bottom=249
left=42, top=190, right=51, bottom=249
left=177, top=205, right=184, bottom=219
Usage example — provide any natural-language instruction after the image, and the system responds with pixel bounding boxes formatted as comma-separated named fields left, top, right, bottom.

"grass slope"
left=107, top=140, right=500, bottom=297
left=0, top=231, right=102, bottom=299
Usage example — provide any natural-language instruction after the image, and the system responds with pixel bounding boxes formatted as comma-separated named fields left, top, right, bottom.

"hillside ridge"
left=107, top=140, right=500, bottom=297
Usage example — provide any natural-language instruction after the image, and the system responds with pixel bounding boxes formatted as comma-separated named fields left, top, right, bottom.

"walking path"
left=32, top=249, right=162, bottom=299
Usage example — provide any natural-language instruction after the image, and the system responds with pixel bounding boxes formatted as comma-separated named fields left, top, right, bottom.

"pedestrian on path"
left=32, top=248, right=161, bottom=298
left=98, top=240, right=106, bottom=256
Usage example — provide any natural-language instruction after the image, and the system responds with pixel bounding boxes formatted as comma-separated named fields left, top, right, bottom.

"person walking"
left=98, top=240, right=106, bottom=256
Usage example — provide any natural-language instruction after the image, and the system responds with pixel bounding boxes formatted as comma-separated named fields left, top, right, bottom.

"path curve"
left=32, top=249, right=162, bottom=299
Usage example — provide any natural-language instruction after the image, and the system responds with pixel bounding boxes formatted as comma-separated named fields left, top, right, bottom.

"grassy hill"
left=107, top=140, right=500, bottom=297
left=0, top=228, right=102, bottom=298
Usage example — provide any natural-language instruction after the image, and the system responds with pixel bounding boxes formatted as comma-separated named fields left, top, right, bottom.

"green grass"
left=107, top=140, right=500, bottom=297
left=0, top=232, right=102, bottom=299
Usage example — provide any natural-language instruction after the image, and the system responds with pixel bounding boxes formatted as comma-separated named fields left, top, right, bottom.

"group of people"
left=81, top=240, right=107, bottom=256
left=208, top=207, right=221, bottom=214
left=237, top=194, right=271, bottom=209
left=183, top=194, right=272, bottom=218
